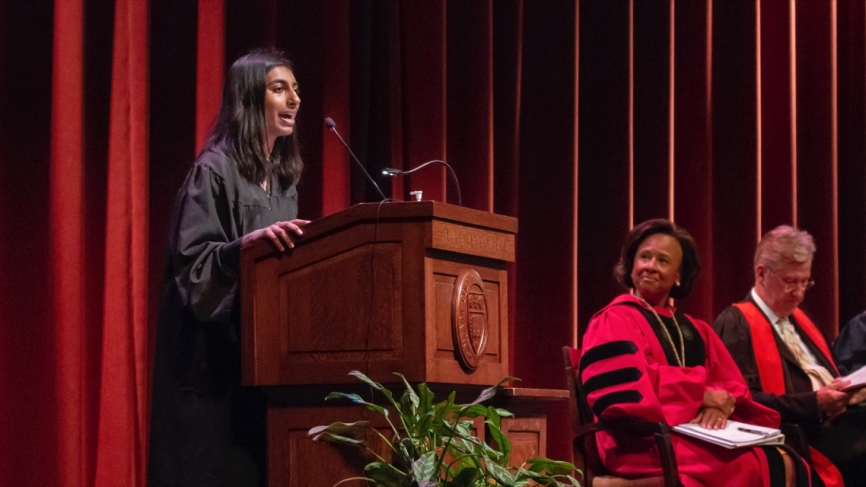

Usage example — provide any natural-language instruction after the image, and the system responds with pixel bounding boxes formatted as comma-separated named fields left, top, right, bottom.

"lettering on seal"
left=451, top=269, right=488, bottom=371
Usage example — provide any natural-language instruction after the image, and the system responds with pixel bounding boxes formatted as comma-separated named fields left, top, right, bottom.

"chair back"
left=562, top=345, right=677, bottom=487
left=562, top=345, right=608, bottom=484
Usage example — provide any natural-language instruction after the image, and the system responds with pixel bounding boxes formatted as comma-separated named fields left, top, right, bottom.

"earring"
left=675, top=280, right=681, bottom=287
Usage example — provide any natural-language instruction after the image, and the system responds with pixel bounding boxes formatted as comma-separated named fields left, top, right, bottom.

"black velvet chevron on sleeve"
left=582, top=367, right=643, bottom=395
left=579, top=340, right=638, bottom=371
left=591, top=390, right=644, bottom=418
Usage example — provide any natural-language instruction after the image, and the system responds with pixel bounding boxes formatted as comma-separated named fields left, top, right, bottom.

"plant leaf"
left=434, top=391, right=457, bottom=423
left=398, top=373, right=421, bottom=408
left=446, top=467, right=479, bottom=487
left=466, top=376, right=520, bottom=406
left=478, top=439, right=504, bottom=462
left=486, top=461, right=518, bottom=486
left=486, top=405, right=501, bottom=430
left=563, top=474, right=582, bottom=486
left=486, top=421, right=511, bottom=465
left=493, top=407, right=514, bottom=418
left=397, top=375, right=421, bottom=425
left=319, top=374, right=580, bottom=487
left=307, top=420, right=371, bottom=438
left=460, top=404, right=489, bottom=419
left=325, top=392, right=391, bottom=418
left=514, top=469, right=549, bottom=482
left=523, top=457, right=579, bottom=476
left=450, top=420, right=475, bottom=439
left=417, top=382, right=437, bottom=417
left=349, top=370, right=399, bottom=408
left=395, top=436, right=419, bottom=465
left=309, top=431, right=366, bottom=446
left=364, top=461, right=407, bottom=487
left=410, top=451, right=438, bottom=481
left=399, top=390, right=417, bottom=423
left=415, top=413, right=434, bottom=443
left=515, top=468, right=581, bottom=486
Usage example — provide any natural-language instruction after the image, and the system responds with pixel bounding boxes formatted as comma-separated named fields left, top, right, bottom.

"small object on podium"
left=410, top=190, right=423, bottom=201
left=672, top=420, right=784, bottom=449
left=382, top=161, right=462, bottom=206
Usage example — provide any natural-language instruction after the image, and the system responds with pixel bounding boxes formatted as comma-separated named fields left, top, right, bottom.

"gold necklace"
left=635, top=295, right=685, bottom=367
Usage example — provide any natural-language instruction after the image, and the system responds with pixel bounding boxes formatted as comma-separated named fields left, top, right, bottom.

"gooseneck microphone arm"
left=324, top=117, right=388, bottom=201
left=382, top=160, right=462, bottom=207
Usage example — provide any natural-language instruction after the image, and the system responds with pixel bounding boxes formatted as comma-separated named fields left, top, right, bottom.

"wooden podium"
left=241, top=201, right=516, bottom=388
left=240, top=201, right=558, bottom=484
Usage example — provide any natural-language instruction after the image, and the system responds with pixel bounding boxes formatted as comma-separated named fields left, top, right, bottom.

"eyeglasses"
left=765, top=267, right=815, bottom=291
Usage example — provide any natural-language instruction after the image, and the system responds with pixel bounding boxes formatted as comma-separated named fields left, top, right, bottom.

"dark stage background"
left=1, top=0, right=864, bottom=485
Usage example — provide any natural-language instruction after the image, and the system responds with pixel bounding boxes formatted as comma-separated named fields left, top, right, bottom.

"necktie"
left=778, top=317, right=835, bottom=389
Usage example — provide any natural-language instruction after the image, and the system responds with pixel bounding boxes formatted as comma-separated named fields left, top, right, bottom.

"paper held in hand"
left=841, top=365, right=866, bottom=392
left=672, top=420, right=784, bottom=449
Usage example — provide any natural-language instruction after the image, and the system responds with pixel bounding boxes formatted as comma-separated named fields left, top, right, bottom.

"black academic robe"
left=714, top=298, right=866, bottom=485
left=835, top=310, right=866, bottom=374
left=148, top=148, right=298, bottom=487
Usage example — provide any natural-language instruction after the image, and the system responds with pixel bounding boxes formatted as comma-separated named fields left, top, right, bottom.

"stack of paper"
left=672, top=420, right=784, bottom=449
left=842, top=365, right=866, bottom=392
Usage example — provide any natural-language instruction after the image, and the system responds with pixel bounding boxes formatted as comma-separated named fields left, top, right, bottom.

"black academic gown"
left=714, top=298, right=866, bottom=486
left=835, top=310, right=866, bottom=374
left=148, top=148, right=298, bottom=487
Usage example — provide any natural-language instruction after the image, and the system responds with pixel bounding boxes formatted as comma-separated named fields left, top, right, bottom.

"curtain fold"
left=94, top=0, right=150, bottom=485
left=195, top=0, right=225, bottom=153
left=321, top=0, right=351, bottom=215
left=51, top=1, right=88, bottom=485
left=400, top=1, right=448, bottom=203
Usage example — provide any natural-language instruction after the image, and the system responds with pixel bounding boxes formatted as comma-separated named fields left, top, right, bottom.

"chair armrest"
left=575, top=418, right=680, bottom=487
left=574, top=421, right=607, bottom=439
left=574, top=417, right=668, bottom=439
left=780, top=422, right=811, bottom=461
left=607, top=418, right=672, bottom=437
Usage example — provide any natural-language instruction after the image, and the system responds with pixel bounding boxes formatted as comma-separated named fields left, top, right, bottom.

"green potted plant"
left=308, top=370, right=581, bottom=486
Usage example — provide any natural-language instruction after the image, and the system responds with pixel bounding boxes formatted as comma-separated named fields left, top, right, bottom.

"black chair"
left=563, top=346, right=680, bottom=487
left=564, top=345, right=817, bottom=487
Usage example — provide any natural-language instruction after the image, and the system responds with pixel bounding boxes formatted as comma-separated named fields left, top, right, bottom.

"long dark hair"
left=614, top=218, right=701, bottom=299
left=203, top=48, right=303, bottom=189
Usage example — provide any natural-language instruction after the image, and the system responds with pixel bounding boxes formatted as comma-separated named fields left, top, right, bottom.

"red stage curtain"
left=1, top=1, right=865, bottom=484
left=93, top=0, right=150, bottom=485
left=51, top=1, right=89, bottom=485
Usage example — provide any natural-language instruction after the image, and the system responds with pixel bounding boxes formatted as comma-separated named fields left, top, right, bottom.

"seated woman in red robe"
left=580, top=219, right=804, bottom=487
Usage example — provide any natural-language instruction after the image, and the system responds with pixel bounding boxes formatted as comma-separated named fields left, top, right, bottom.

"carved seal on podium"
left=452, top=268, right=489, bottom=371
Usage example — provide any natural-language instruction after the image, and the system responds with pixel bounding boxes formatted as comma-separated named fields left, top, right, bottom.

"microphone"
left=382, top=160, right=462, bottom=206
left=324, top=117, right=388, bottom=201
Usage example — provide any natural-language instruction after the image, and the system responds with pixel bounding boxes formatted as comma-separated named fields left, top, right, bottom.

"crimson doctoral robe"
left=581, top=294, right=785, bottom=486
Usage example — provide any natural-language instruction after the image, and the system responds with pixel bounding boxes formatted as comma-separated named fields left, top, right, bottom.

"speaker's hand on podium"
left=242, top=219, right=310, bottom=252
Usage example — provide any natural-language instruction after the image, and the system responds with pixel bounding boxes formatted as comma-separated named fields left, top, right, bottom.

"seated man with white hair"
left=714, top=225, right=866, bottom=487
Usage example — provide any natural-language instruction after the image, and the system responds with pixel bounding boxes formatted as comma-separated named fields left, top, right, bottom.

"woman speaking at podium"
left=148, top=48, right=309, bottom=486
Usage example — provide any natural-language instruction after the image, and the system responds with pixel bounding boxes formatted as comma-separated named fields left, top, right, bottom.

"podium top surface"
left=242, top=201, right=517, bottom=259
